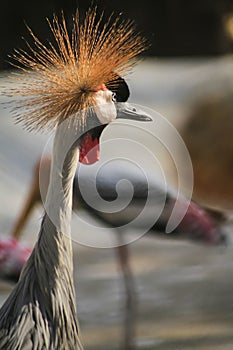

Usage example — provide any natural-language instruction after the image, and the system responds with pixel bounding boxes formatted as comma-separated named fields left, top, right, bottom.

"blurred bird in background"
left=0, top=2, right=232, bottom=350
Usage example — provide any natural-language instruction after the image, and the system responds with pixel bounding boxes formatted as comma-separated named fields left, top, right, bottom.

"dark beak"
left=116, top=103, right=152, bottom=122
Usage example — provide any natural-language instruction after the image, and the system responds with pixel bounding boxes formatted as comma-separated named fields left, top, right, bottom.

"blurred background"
left=0, top=0, right=233, bottom=68
left=0, top=1, right=233, bottom=349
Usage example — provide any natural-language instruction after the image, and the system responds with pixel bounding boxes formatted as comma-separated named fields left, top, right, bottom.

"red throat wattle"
left=79, top=133, right=100, bottom=165
left=79, top=84, right=107, bottom=165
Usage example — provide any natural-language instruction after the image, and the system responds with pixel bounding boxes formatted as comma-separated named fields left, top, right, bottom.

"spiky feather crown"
left=6, top=8, right=146, bottom=131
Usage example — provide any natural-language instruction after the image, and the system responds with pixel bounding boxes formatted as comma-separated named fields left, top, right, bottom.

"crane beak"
left=116, top=103, right=152, bottom=122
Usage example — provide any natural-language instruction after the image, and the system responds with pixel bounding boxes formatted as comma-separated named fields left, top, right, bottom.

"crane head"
left=4, top=8, right=152, bottom=164
left=78, top=76, right=152, bottom=165
left=5, top=8, right=149, bottom=131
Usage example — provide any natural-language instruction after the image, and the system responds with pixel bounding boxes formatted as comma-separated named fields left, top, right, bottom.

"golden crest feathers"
left=6, top=8, right=147, bottom=131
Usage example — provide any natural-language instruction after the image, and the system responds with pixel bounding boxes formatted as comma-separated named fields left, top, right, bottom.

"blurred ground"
left=0, top=57, right=233, bottom=349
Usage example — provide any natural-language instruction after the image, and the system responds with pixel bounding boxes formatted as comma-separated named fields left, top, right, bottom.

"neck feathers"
left=0, top=125, right=83, bottom=348
left=45, top=124, right=80, bottom=235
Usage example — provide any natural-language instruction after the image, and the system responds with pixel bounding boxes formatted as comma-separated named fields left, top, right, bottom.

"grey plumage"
left=0, top=101, right=151, bottom=349
left=0, top=124, right=83, bottom=349
left=0, top=217, right=82, bottom=350
left=0, top=8, right=150, bottom=348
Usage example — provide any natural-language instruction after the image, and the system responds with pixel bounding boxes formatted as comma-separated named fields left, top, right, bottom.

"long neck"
left=15, top=123, right=83, bottom=348
left=33, top=122, right=80, bottom=288
left=45, top=124, right=79, bottom=236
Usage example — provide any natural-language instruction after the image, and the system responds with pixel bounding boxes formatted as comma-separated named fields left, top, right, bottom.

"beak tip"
left=144, top=116, right=153, bottom=122
left=116, top=103, right=153, bottom=122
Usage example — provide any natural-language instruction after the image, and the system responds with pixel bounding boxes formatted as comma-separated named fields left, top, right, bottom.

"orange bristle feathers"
left=5, top=8, right=147, bottom=132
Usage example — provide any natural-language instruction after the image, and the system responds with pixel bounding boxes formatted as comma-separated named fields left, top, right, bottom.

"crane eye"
left=112, top=92, right=117, bottom=102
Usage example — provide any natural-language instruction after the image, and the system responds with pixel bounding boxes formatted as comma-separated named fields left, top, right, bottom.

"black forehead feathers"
left=106, top=75, right=130, bottom=102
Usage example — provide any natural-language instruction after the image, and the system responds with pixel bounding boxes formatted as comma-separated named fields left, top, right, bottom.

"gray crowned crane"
left=0, top=8, right=152, bottom=349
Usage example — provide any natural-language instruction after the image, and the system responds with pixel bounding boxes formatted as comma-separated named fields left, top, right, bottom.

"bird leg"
left=10, top=157, right=50, bottom=240
left=10, top=163, right=41, bottom=239
left=116, top=234, right=137, bottom=350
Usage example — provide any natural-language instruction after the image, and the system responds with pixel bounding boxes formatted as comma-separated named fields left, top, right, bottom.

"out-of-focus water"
left=0, top=58, right=233, bottom=349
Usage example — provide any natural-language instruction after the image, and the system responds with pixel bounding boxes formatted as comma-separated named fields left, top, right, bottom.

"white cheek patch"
left=93, top=90, right=117, bottom=124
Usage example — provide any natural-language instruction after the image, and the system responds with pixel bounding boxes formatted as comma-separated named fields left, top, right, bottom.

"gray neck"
left=33, top=121, right=81, bottom=287
left=11, top=122, right=84, bottom=348
left=44, top=123, right=80, bottom=236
